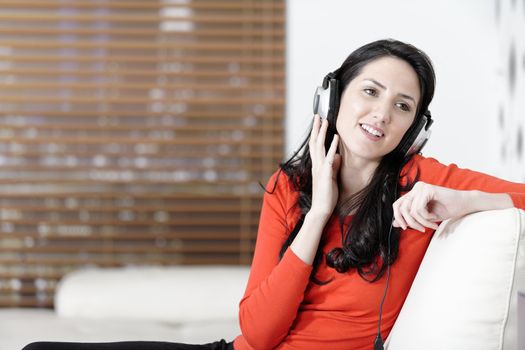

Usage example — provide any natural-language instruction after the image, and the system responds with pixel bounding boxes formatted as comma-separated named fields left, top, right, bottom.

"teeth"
left=361, top=124, right=383, bottom=137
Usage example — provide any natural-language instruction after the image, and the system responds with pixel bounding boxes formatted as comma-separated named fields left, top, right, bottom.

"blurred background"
left=0, top=0, right=523, bottom=311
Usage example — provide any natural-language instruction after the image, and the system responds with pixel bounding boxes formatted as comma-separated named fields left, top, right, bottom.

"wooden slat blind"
left=0, top=0, right=284, bottom=308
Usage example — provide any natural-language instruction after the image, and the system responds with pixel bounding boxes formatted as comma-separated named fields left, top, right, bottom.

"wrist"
left=469, top=191, right=513, bottom=213
left=305, top=209, right=332, bottom=226
left=290, top=210, right=330, bottom=266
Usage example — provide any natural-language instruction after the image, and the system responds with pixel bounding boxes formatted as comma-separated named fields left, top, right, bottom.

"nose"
left=372, top=102, right=391, bottom=124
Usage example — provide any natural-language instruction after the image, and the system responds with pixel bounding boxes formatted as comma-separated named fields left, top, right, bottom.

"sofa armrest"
left=387, top=208, right=525, bottom=350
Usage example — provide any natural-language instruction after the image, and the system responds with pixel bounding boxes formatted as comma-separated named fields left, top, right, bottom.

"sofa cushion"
left=387, top=208, right=525, bottom=350
left=55, top=265, right=250, bottom=323
left=0, top=308, right=241, bottom=350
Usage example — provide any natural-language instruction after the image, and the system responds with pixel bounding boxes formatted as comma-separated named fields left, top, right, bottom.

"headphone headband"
left=322, top=71, right=337, bottom=89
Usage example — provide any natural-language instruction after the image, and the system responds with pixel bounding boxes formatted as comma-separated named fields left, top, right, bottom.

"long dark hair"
left=275, top=39, right=435, bottom=283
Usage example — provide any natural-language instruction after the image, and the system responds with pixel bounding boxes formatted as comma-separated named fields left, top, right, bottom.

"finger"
left=399, top=197, right=426, bottom=232
left=410, top=186, right=439, bottom=230
left=309, top=115, right=321, bottom=167
left=309, top=115, right=320, bottom=151
left=411, top=206, right=439, bottom=230
left=392, top=198, right=408, bottom=230
left=392, top=196, right=408, bottom=230
left=310, top=114, right=320, bottom=145
left=316, top=117, right=329, bottom=158
left=325, top=134, right=339, bottom=165
left=410, top=199, right=439, bottom=230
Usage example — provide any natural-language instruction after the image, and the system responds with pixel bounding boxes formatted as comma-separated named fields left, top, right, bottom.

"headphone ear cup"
left=313, top=72, right=340, bottom=120
left=313, top=86, right=330, bottom=119
left=327, top=79, right=340, bottom=122
left=397, top=113, right=432, bottom=157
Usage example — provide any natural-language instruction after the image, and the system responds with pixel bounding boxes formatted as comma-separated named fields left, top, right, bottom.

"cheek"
left=335, top=101, right=363, bottom=134
left=335, top=114, right=355, bottom=138
left=392, top=122, right=415, bottom=144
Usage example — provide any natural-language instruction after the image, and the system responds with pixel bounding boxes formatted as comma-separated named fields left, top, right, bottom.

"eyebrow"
left=364, top=78, right=416, bottom=105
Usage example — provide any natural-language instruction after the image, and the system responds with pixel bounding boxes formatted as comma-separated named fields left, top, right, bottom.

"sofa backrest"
left=386, top=208, right=525, bottom=350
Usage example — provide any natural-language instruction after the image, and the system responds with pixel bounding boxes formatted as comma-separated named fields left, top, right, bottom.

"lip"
left=359, top=123, right=384, bottom=142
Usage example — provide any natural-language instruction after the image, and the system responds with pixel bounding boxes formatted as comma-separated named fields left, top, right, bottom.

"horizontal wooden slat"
left=0, top=178, right=266, bottom=185
left=0, top=98, right=283, bottom=106
left=1, top=175, right=273, bottom=183
left=0, top=54, right=285, bottom=64
left=2, top=231, right=257, bottom=240
left=0, top=205, right=261, bottom=212
left=0, top=217, right=259, bottom=225
left=0, top=192, right=264, bottom=199
left=0, top=82, right=285, bottom=91
left=0, top=40, right=285, bottom=51
left=0, top=150, right=281, bottom=159
left=0, top=95, right=284, bottom=103
left=0, top=68, right=284, bottom=80
left=0, top=257, right=245, bottom=266
left=0, top=163, right=271, bottom=170
left=0, top=110, right=283, bottom=118
left=0, top=1, right=285, bottom=11
left=0, top=244, right=252, bottom=254
left=0, top=272, right=64, bottom=280
left=0, top=123, right=283, bottom=132
left=0, top=136, right=283, bottom=144
left=0, top=27, right=285, bottom=38
left=0, top=299, right=53, bottom=308
left=0, top=12, right=285, bottom=24
left=0, top=285, right=55, bottom=294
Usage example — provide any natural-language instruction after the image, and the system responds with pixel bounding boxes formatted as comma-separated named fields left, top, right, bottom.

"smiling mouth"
left=360, top=124, right=384, bottom=138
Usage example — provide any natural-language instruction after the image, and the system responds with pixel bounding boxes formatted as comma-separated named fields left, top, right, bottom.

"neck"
left=338, top=150, right=380, bottom=200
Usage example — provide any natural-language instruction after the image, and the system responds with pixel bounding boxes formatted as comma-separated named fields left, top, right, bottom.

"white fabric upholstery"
left=387, top=208, right=525, bottom=350
left=0, top=308, right=240, bottom=350
left=55, top=266, right=250, bottom=323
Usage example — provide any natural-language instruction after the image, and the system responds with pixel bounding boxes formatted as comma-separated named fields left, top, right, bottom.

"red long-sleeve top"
left=233, top=155, right=525, bottom=350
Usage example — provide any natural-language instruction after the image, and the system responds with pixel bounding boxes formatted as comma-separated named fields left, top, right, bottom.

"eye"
left=396, top=102, right=411, bottom=112
left=363, top=88, right=377, bottom=96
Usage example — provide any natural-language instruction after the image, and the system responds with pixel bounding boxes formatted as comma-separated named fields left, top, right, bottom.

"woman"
left=232, top=38, right=525, bottom=350
left=23, top=39, right=525, bottom=350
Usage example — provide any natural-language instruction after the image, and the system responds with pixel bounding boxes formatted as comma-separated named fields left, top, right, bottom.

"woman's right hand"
left=308, top=115, right=341, bottom=220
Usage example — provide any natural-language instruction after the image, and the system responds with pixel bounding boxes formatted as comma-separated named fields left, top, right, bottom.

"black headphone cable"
left=374, top=221, right=393, bottom=350
left=374, top=166, right=401, bottom=350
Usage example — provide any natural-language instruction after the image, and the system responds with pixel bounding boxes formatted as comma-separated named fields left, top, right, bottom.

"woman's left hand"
left=392, top=182, right=474, bottom=232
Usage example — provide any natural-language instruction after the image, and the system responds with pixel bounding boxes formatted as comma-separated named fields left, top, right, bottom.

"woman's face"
left=336, top=56, right=421, bottom=163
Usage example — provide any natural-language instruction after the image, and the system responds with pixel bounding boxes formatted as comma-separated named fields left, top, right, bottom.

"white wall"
left=286, top=0, right=524, bottom=181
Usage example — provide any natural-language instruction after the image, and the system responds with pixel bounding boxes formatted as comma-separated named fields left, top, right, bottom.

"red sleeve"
left=405, top=155, right=525, bottom=209
left=238, top=170, right=313, bottom=349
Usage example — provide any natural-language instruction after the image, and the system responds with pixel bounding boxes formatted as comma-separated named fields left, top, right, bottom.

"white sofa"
left=1, top=266, right=249, bottom=350
left=1, top=208, right=524, bottom=350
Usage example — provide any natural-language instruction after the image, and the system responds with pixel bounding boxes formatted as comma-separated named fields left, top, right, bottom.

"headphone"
left=312, top=71, right=433, bottom=158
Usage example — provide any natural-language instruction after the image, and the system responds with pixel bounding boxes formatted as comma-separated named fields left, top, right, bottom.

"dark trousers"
left=22, top=340, right=234, bottom=350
